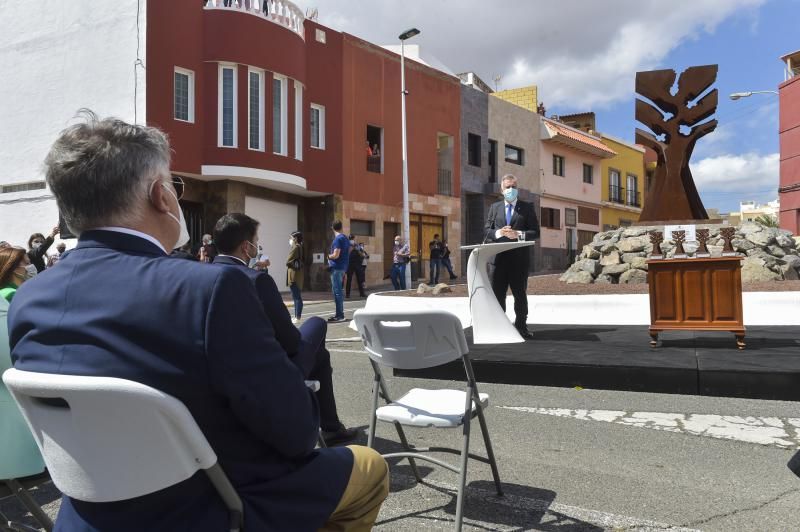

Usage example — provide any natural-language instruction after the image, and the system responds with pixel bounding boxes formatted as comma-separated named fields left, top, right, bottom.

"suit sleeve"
left=285, top=246, right=298, bottom=267
left=205, top=268, right=319, bottom=458
left=256, top=273, right=301, bottom=356
left=484, top=204, right=499, bottom=242
left=524, top=202, right=541, bottom=242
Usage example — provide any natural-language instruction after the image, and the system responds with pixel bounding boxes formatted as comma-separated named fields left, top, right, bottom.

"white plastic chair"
left=352, top=309, right=502, bottom=531
left=1, top=369, right=244, bottom=532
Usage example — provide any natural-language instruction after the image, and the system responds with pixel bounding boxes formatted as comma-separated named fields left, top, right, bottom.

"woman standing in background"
left=286, top=231, right=305, bottom=323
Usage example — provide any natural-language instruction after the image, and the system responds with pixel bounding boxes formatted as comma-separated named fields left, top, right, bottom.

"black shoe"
left=321, top=426, right=359, bottom=446
left=516, top=326, right=534, bottom=340
left=450, top=275, right=458, bottom=280
left=327, top=316, right=346, bottom=323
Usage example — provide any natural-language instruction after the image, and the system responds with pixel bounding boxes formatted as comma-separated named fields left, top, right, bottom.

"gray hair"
left=501, top=174, right=518, bottom=185
left=44, top=109, right=171, bottom=233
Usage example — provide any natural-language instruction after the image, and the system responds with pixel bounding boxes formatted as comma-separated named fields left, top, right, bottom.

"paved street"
left=3, top=296, right=799, bottom=530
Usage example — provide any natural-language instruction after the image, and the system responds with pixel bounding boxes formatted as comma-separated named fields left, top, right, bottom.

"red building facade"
left=145, top=0, right=461, bottom=289
left=779, top=50, right=800, bottom=234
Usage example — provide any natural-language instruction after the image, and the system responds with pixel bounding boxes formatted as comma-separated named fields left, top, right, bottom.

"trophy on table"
left=720, top=227, right=737, bottom=256
left=649, top=230, right=664, bottom=259
left=672, top=230, right=687, bottom=258
left=696, top=229, right=710, bottom=257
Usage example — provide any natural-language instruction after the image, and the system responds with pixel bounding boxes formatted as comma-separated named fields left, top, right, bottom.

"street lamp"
left=729, top=90, right=779, bottom=100
left=399, top=27, right=420, bottom=289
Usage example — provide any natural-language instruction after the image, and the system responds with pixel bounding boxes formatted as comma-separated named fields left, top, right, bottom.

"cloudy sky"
left=295, top=0, right=797, bottom=213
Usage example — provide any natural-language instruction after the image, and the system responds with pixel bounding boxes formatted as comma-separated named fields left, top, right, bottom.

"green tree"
left=754, top=214, right=778, bottom=228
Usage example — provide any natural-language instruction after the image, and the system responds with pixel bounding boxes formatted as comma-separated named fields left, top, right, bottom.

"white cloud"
left=692, top=152, right=779, bottom=197
left=299, top=0, right=766, bottom=110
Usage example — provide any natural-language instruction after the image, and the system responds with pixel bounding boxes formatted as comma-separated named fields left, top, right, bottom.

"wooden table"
left=647, top=256, right=745, bottom=349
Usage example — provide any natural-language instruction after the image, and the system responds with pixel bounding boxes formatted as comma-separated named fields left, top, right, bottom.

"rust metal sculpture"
left=649, top=230, right=664, bottom=258
left=696, top=229, right=710, bottom=257
left=635, top=65, right=718, bottom=222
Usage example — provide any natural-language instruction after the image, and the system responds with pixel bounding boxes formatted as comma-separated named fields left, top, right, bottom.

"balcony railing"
left=367, top=155, right=381, bottom=173
left=204, top=0, right=305, bottom=40
left=608, top=185, right=641, bottom=207
left=437, top=168, right=453, bottom=196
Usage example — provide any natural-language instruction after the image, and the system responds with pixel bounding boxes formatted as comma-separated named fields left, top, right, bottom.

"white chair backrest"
left=353, top=309, right=468, bottom=370
left=1, top=369, right=218, bottom=502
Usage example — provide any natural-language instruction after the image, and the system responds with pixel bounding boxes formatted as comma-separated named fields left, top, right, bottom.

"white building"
left=0, top=1, right=146, bottom=248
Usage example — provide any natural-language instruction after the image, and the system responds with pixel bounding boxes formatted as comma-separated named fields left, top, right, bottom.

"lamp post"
left=399, top=27, right=420, bottom=289
left=729, top=90, right=779, bottom=100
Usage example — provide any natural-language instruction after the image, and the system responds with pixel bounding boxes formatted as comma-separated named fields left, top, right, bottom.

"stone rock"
left=708, top=245, right=724, bottom=256
left=631, top=257, right=649, bottom=270
left=776, top=233, right=795, bottom=248
left=600, top=241, right=619, bottom=254
left=740, top=257, right=781, bottom=283
left=595, top=274, right=614, bottom=284
left=767, top=245, right=786, bottom=258
left=602, top=263, right=631, bottom=276
left=621, top=252, right=645, bottom=263
left=417, top=283, right=431, bottom=294
left=559, top=269, right=593, bottom=284
left=622, top=227, right=648, bottom=238
left=582, top=244, right=600, bottom=260
left=746, top=249, right=779, bottom=267
left=590, top=240, right=607, bottom=250
left=620, top=268, right=648, bottom=284
left=600, top=251, right=621, bottom=266
left=617, top=238, right=647, bottom=253
left=597, top=231, right=617, bottom=241
left=782, top=254, right=800, bottom=270
left=747, top=229, right=776, bottom=247
left=782, top=264, right=800, bottom=281
left=732, top=238, right=755, bottom=252
left=683, top=242, right=698, bottom=255
left=576, top=258, right=601, bottom=276
left=432, top=283, right=452, bottom=295
left=739, top=221, right=763, bottom=236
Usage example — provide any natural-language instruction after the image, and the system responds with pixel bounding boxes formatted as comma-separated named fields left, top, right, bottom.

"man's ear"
left=149, top=181, right=172, bottom=214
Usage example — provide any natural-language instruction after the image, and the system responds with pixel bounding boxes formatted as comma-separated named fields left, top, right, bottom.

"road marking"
left=499, top=406, right=800, bottom=449
left=329, top=348, right=368, bottom=354
left=380, top=471, right=700, bottom=531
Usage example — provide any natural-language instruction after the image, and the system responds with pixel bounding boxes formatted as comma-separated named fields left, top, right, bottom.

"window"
left=350, top=219, right=374, bottom=236
left=174, top=67, right=194, bottom=122
left=541, top=207, right=561, bottom=229
left=272, top=75, right=287, bottom=155
left=608, top=168, right=621, bottom=202
left=565, top=208, right=577, bottom=227
left=582, top=163, right=593, bottom=184
left=504, top=144, right=524, bottom=165
left=367, top=124, right=383, bottom=173
left=315, top=28, right=326, bottom=43
left=294, top=82, right=303, bottom=160
left=467, top=133, right=481, bottom=166
left=488, top=139, right=497, bottom=182
left=626, top=174, right=639, bottom=206
left=619, top=219, right=633, bottom=227
left=578, top=206, right=600, bottom=225
left=553, top=154, right=565, bottom=176
left=310, top=103, right=325, bottom=149
left=0, top=181, right=46, bottom=194
left=218, top=65, right=237, bottom=147
left=248, top=69, right=264, bottom=150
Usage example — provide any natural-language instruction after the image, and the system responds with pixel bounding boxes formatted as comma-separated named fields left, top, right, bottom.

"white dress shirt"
left=495, top=199, right=518, bottom=240
left=95, top=227, right=168, bottom=253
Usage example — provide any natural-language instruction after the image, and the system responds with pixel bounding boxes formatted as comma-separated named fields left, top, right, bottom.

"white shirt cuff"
left=495, top=229, right=504, bottom=239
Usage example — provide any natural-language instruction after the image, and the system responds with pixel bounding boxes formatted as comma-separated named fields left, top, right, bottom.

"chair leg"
left=392, top=422, right=422, bottom=483
left=454, top=385, right=473, bottom=532
left=473, top=393, right=503, bottom=497
left=4, top=480, right=53, bottom=532
left=367, top=373, right=380, bottom=449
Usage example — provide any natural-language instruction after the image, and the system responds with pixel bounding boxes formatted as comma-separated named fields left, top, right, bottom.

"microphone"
left=482, top=210, right=495, bottom=245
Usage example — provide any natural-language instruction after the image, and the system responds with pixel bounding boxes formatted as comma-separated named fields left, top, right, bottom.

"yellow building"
left=599, top=133, right=646, bottom=229
left=493, top=86, right=538, bottom=112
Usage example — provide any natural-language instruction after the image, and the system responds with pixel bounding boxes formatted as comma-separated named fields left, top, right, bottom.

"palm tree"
left=754, top=214, right=778, bottom=228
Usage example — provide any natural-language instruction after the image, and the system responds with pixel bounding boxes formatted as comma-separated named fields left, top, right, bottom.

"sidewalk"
left=282, top=277, right=464, bottom=306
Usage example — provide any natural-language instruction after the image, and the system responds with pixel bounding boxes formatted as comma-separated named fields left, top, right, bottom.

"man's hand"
left=501, top=226, right=518, bottom=239
left=50, top=226, right=60, bottom=238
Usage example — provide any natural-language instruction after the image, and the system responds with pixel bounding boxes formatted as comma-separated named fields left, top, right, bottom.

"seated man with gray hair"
left=7, top=111, right=388, bottom=531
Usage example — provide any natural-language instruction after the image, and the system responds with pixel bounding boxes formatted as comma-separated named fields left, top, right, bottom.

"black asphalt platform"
left=395, top=325, right=800, bottom=401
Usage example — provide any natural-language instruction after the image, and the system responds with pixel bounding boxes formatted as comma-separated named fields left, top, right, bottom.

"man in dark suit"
left=8, top=113, right=388, bottom=531
left=484, top=174, right=540, bottom=339
left=212, top=213, right=357, bottom=446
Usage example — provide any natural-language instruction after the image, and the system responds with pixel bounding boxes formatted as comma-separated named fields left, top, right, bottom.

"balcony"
left=367, top=155, right=382, bottom=173
left=437, top=168, right=453, bottom=196
left=204, top=0, right=305, bottom=40
left=608, top=185, right=641, bottom=208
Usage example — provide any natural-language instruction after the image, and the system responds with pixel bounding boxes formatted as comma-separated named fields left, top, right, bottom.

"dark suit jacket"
left=9, top=230, right=352, bottom=532
left=485, top=199, right=540, bottom=263
left=213, top=255, right=300, bottom=357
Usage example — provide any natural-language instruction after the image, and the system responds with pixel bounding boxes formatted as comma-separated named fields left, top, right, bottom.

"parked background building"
left=779, top=49, right=800, bottom=234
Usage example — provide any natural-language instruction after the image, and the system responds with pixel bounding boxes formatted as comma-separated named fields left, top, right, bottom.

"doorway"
left=409, top=213, right=445, bottom=282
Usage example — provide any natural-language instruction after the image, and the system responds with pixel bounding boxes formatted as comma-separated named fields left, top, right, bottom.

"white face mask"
left=161, top=184, right=190, bottom=250
left=24, top=264, right=38, bottom=279
left=288, top=238, right=294, bottom=247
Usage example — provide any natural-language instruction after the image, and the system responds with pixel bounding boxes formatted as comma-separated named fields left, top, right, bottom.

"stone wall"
left=560, top=222, right=800, bottom=284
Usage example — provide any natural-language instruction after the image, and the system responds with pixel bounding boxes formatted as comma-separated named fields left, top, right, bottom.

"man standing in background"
left=327, top=220, right=349, bottom=322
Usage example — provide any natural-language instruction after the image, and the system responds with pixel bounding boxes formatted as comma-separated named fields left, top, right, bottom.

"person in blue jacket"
left=8, top=111, right=388, bottom=531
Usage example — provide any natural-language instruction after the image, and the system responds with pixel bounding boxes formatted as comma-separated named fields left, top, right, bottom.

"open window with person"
left=366, top=125, right=383, bottom=173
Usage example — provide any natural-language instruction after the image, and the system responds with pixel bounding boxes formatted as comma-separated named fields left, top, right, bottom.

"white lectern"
left=460, top=241, right=536, bottom=344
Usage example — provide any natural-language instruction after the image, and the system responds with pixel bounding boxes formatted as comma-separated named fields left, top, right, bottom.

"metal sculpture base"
left=461, top=241, right=536, bottom=344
